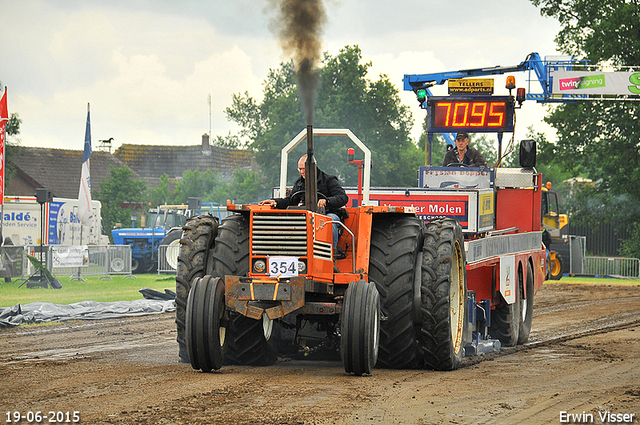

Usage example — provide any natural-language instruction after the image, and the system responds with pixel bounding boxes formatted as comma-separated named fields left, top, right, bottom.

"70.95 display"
left=426, top=96, right=515, bottom=133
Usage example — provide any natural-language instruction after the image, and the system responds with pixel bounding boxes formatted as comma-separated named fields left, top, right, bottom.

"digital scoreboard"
left=426, top=96, right=515, bottom=133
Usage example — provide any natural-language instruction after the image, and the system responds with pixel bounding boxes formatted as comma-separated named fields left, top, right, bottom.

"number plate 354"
left=269, top=257, right=299, bottom=277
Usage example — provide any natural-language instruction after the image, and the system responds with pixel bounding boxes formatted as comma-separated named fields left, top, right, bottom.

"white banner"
left=552, top=70, right=640, bottom=95
left=52, top=245, right=89, bottom=268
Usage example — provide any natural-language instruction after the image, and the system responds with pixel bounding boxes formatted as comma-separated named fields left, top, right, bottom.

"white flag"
left=78, top=103, right=93, bottom=225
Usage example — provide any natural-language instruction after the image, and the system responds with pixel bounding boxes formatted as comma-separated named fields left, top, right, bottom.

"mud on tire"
left=176, top=215, right=219, bottom=363
left=420, top=217, right=467, bottom=371
left=369, top=216, right=425, bottom=369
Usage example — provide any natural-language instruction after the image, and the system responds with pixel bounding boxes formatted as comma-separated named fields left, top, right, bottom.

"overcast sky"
left=1, top=0, right=563, bottom=153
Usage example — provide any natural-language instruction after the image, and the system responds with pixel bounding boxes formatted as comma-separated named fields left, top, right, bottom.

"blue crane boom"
left=403, top=52, right=588, bottom=104
left=404, top=53, right=590, bottom=147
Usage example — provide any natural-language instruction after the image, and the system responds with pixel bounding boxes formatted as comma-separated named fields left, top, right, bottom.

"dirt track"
left=2, top=283, right=640, bottom=424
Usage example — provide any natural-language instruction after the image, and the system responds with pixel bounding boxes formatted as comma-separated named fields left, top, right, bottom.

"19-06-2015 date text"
left=6, top=411, right=80, bottom=423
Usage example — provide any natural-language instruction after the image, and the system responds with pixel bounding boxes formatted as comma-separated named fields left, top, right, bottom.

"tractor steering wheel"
left=288, top=190, right=328, bottom=214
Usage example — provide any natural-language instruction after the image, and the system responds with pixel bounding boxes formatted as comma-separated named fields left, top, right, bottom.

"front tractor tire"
left=210, top=214, right=278, bottom=366
left=420, top=218, right=467, bottom=371
left=341, top=279, right=381, bottom=376
left=186, top=276, right=226, bottom=372
left=175, top=215, right=219, bottom=363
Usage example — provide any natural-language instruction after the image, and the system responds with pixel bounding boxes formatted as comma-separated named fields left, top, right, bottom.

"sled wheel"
left=490, top=265, right=522, bottom=348
left=518, top=261, right=535, bottom=344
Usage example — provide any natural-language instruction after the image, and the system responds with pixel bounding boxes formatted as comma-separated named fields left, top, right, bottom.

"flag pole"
left=0, top=87, right=8, bottom=249
left=0, top=86, right=7, bottom=277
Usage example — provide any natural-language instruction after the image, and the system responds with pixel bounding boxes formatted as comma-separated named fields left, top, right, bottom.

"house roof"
left=8, top=147, right=135, bottom=199
left=113, top=143, right=256, bottom=185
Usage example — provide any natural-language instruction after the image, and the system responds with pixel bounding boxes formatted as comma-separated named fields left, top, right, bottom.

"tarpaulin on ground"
left=0, top=296, right=175, bottom=328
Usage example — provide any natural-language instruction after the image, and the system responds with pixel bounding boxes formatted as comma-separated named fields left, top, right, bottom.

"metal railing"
left=0, top=246, right=27, bottom=284
left=49, top=245, right=133, bottom=279
left=583, top=256, right=640, bottom=279
left=1, top=245, right=133, bottom=282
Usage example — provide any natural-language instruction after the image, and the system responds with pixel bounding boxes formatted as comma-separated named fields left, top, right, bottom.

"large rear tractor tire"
left=419, top=218, right=467, bottom=371
left=210, top=214, right=278, bottom=366
left=369, top=216, right=425, bottom=369
left=186, top=275, right=226, bottom=372
left=175, top=215, right=219, bottom=363
left=341, top=279, right=380, bottom=376
left=518, top=261, right=535, bottom=344
left=490, top=265, right=522, bottom=348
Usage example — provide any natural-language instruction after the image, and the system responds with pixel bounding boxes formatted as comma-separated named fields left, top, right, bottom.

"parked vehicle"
left=2, top=196, right=108, bottom=246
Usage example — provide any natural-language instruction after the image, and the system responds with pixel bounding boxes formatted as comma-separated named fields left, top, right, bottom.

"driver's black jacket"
left=443, top=147, right=486, bottom=167
left=275, top=168, right=348, bottom=215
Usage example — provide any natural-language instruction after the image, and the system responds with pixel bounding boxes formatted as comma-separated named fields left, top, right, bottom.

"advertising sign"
left=419, top=166, right=493, bottom=189
left=52, top=245, right=89, bottom=268
left=552, top=70, right=640, bottom=96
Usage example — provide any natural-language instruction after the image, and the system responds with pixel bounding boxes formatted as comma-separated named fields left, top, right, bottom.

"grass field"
left=1, top=274, right=639, bottom=309
left=544, top=276, right=640, bottom=287
left=0, top=274, right=177, bottom=307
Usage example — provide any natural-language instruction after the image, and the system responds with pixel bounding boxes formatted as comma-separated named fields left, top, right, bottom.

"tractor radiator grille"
left=251, top=213, right=308, bottom=257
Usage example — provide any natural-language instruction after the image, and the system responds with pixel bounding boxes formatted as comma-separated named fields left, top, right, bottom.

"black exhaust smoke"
left=269, top=0, right=326, bottom=212
left=270, top=0, right=326, bottom=125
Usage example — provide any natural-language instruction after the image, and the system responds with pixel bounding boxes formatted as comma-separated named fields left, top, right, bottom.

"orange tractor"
left=175, top=127, right=544, bottom=375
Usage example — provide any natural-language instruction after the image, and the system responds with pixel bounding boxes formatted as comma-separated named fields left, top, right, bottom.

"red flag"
left=0, top=88, right=7, bottom=206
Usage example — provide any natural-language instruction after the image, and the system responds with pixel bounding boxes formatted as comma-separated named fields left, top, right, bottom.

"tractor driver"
left=443, top=132, right=487, bottom=167
left=259, top=154, right=349, bottom=259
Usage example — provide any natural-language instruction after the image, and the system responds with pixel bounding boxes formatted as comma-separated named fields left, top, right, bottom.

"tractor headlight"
left=254, top=259, right=267, bottom=273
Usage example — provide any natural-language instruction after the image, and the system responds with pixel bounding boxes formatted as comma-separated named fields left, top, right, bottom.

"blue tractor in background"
left=112, top=204, right=190, bottom=274
left=111, top=198, right=228, bottom=274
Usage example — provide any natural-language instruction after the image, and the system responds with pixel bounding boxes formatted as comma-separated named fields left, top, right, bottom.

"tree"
left=94, top=167, right=147, bottom=236
left=225, top=45, right=422, bottom=189
left=530, top=0, right=640, bottom=256
left=527, top=127, right=573, bottom=193
left=147, top=174, right=173, bottom=207
left=222, top=169, right=270, bottom=204
left=172, top=168, right=226, bottom=205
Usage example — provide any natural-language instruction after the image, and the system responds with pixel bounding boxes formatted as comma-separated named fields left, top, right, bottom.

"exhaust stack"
left=304, top=124, right=318, bottom=212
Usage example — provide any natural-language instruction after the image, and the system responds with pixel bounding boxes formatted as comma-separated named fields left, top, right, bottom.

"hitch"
left=464, top=291, right=501, bottom=356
